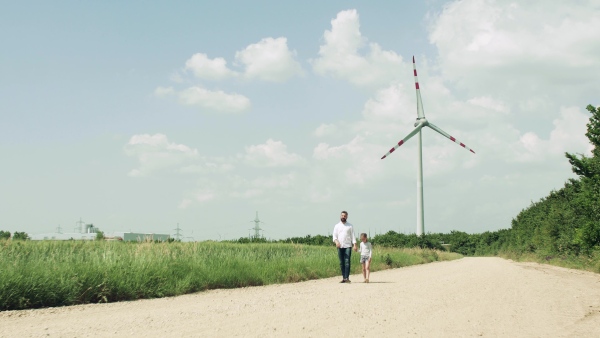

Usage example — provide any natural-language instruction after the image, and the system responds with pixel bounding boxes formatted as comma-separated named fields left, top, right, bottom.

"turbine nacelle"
left=414, top=118, right=428, bottom=128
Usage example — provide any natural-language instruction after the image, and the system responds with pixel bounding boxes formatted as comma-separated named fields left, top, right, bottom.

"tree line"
left=0, top=231, right=30, bottom=241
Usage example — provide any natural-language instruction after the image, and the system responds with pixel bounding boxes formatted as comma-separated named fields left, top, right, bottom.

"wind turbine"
left=380, top=56, right=476, bottom=236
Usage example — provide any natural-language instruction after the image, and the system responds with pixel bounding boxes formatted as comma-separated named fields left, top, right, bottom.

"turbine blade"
left=413, top=56, right=425, bottom=119
left=381, top=124, right=424, bottom=159
left=427, top=122, right=476, bottom=154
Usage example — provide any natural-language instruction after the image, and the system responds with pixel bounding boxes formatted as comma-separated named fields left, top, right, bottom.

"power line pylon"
left=173, top=223, right=182, bottom=241
left=75, top=218, right=85, bottom=233
left=249, top=211, right=265, bottom=239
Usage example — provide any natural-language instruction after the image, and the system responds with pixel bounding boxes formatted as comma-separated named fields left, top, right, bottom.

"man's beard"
left=341, top=218, right=346, bottom=223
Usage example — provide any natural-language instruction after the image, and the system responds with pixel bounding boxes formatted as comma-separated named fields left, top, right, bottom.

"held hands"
left=353, top=244, right=358, bottom=252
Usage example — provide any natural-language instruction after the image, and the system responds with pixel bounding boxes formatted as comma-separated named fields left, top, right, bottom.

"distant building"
left=29, top=222, right=170, bottom=242
left=111, top=232, right=170, bottom=242
left=29, top=222, right=99, bottom=241
left=29, top=232, right=98, bottom=241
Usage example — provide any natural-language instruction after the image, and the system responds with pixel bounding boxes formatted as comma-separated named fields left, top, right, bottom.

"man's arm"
left=332, top=225, right=341, bottom=248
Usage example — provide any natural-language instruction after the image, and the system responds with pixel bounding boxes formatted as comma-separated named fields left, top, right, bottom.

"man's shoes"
left=340, top=279, right=346, bottom=283
left=346, top=279, right=351, bottom=283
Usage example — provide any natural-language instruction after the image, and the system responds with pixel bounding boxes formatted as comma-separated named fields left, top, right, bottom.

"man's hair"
left=341, top=210, right=348, bottom=216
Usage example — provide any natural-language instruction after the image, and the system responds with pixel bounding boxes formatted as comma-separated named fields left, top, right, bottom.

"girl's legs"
left=365, top=259, right=371, bottom=282
left=361, top=262, right=366, bottom=280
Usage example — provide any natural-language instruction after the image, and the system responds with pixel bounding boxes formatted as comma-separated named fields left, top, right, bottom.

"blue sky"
left=1, top=0, right=599, bottom=240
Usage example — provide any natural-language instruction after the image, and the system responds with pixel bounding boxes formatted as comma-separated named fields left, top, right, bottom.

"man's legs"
left=342, top=247, right=352, bottom=280
left=337, top=247, right=345, bottom=280
left=337, top=247, right=352, bottom=281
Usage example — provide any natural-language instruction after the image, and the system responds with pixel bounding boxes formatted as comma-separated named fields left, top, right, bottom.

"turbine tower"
left=380, top=56, right=476, bottom=236
left=250, top=211, right=264, bottom=239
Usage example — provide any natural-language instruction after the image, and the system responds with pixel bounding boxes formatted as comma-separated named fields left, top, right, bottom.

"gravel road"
left=1, top=257, right=599, bottom=337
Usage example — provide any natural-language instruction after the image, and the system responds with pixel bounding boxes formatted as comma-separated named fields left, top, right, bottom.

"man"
left=332, top=211, right=357, bottom=283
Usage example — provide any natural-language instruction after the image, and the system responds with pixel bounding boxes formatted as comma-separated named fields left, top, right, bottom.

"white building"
left=29, top=223, right=170, bottom=242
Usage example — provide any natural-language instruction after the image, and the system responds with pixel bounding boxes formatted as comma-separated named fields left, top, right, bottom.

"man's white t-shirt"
left=332, top=222, right=356, bottom=248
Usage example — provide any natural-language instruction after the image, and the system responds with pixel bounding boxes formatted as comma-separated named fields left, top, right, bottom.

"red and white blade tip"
left=448, top=136, right=476, bottom=154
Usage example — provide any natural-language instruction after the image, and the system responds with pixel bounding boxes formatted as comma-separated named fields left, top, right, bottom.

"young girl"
left=359, top=233, right=372, bottom=283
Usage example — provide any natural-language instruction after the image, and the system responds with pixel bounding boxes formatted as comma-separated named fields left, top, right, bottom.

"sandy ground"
left=1, top=257, right=600, bottom=337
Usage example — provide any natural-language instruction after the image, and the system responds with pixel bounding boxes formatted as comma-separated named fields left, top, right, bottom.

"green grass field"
left=0, top=240, right=461, bottom=311
left=498, top=250, right=600, bottom=273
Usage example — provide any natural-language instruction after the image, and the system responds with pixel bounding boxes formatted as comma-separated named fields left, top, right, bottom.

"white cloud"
left=169, top=72, right=185, bottom=83
left=185, top=53, right=237, bottom=80
left=178, top=86, right=250, bottom=112
left=429, top=0, right=600, bottom=102
left=125, top=134, right=198, bottom=177
left=467, top=96, right=509, bottom=114
left=244, top=139, right=303, bottom=167
left=195, top=190, right=215, bottom=203
left=313, top=135, right=365, bottom=160
left=312, top=135, right=386, bottom=184
left=178, top=190, right=216, bottom=209
left=178, top=199, right=192, bottom=209
left=154, top=86, right=175, bottom=98
left=514, top=106, right=592, bottom=162
left=155, top=85, right=250, bottom=113
left=235, top=37, right=304, bottom=82
left=362, top=83, right=415, bottom=123
left=314, top=123, right=338, bottom=137
left=157, top=38, right=303, bottom=114
left=179, top=161, right=235, bottom=174
left=311, top=9, right=405, bottom=87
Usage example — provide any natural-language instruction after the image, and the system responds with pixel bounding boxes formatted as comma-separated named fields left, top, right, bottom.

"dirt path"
left=1, top=257, right=599, bottom=337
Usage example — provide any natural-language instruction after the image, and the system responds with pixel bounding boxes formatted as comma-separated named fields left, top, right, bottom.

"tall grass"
left=0, top=240, right=461, bottom=311
left=498, top=250, right=600, bottom=273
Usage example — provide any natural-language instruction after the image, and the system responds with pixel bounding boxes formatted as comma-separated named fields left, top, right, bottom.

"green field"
left=0, top=240, right=461, bottom=311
